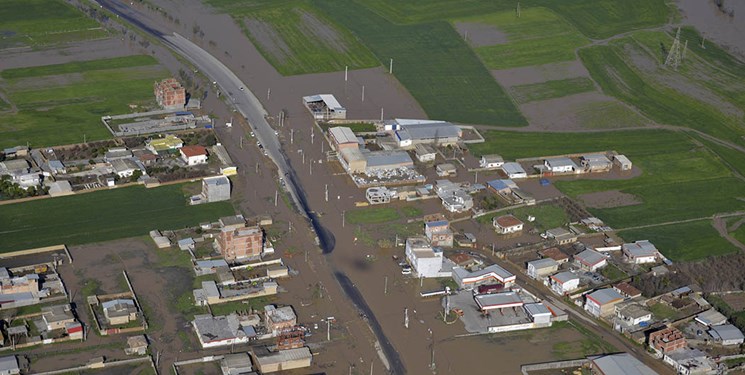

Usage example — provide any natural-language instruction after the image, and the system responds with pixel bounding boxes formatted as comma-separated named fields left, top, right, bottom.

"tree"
left=130, top=170, right=143, bottom=183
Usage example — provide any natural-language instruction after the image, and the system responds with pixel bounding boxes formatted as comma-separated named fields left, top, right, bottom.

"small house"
left=252, top=347, right=312, bottom=374
left=695, top=309, right=728, bottom=327
left=540, top=247, right=569, bottom=264
left=543, top=157, right=577, bottom=173
left=622, top=240, right=660, bottom=264
left=480, top=154, right=504, bottom=169
left=615, top=302, right=652, bottom=327
left=125, top=335, right=148, bottom=356
left=264, top=305, right=297, bottom=334
left=41, top=304, right=75, bottom=331
left=102, top=299, right=138, bottom=325
left=547, top=271, right=579, bottom=295
left=425, top=220, right=453, bottom=247
left=649, top=327, right=687, bottom=354
left=574, top=249, right=607, bottom=271
left=493, top=215, right=524, bottom=234
left=580, top=154, right=612, bottom=172
left=584, top=288, right=624, bottom=317
left=436, top=163, right=457, bottom=177
left=526, top=258, right=558, bottom=279
left=613, top=282, right=642, bottom=299
left=180, top=145, right=208, bottom=166
left=111, top=158, right=144, bottom=178
left=545, top=228, right=577, bottom=245
left=0, top=356, right=20, bottom=375
left=414, top=144, right=436, bottom=163
left=221, top=353, right=254, bottom=375
left=502, top=162, right=527, bottom=179
left=614, top=154, right=632, bottom=171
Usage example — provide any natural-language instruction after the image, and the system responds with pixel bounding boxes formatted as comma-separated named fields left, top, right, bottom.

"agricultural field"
left=206, top=0, right=377, bottom=75
left=0, top=183, right=234, bottom=252
left=619, top=220, right=738, bottom=262
left=478, top=203, right=568, bottom=232
left=470, top=129, right=745, bottom=260
left=509, top=78, right=595, bottom=104
left=0, top=0, right=107, bottom=49
left=313, top=0, right=525, bottom=126
left=345, top=206, right=399, bottom=225
left=572, top=101, right=650, bottom=129
left=456, top=8, right=588, bottom=70
left=0, top=55, right=167, bottom=149
left=579, top=29, right=745, bottom=146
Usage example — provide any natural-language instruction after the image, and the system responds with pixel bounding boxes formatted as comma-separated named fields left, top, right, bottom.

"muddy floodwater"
left=677, top=0, right=745, bottom=60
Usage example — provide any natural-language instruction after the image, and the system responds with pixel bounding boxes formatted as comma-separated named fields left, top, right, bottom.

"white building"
left=16, top=173, right=41, bottom=189
left=663, top=348, right=717, bottom=375
left=405, top=237, right=450, bottom=278
left=475, top=292, right=523, bottom=311
left=0, top=356, right=20, bottom=375
left=479, top=154, right=504, bottom=169
left=614, top=154, right=632, bottom=171
left=452, top=264, right=516, bottom=289
left=543, top=157, right=577, bottom=173
left=501, top=162, right=527, bottom=179
left=615, top=303, right=652, bottom=327
left=111, top=158, right=144, bottom=178
left=527, top=258, right=558, bottom=279
left=622, top=240, right=660, bottom=264
left=574, top=249, right=607, bottom=271
left=180, top=145, right=208, bottom=166
left=547, top=271, right=580, bottom=295
left=585, top=289, right=624, bottom=318
left=493, top=215, right=524, bottom=234
left=709, top=324, right=745, bottom=346
left=414, top=144, right=436, bottom=163
left=524, top=303, right=552, bottom=325
left=581, top=154, right=612, bottom=172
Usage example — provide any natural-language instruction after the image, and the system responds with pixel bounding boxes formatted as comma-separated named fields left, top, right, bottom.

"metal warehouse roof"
left=575, top=249, right=606, bottom=266
left=475, top=292, right=523, bottom=308
left=587, top=288, right=624, bottom=305
left=303, top=94, right=344, bottom=110
left=255, top=347, right=312, bottom=366
left=527, top=258, right=558, bottom=270
left=398, top=121, right=461, bottom=140
left=710, top=324, right=745, bottom=341
left=329, top=127, right=357, bottom=144
left=502, top=162, right=526, bottom=176
left=545, top=157, right=578, bottom=169
left=590, top=353, right=657, bottom=375
left=524, top=302, right=551, bottom=316
left=622, top=240, right=659, bottom=257
left=364, top=150, right=413, bottom=168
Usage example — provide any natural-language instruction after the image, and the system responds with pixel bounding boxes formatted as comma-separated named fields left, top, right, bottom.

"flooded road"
left=677, top=0, right=745, bottom=60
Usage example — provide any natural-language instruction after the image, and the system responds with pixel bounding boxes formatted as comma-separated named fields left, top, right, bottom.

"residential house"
left=543, top=157, right=577, bottom=173
left=540, top=247, right=569, bottom=264
left=435, top=163, right=457, bottom=177
left=546, top=228, right=577, bottom=245
left=125, top=335, right=148, bottom=356
left=614, top=302, right=652, bottom=331
left=252, top=347, right=312, bottom=374
left=328, top=127, right=358, bottom=151
left=663, top=348, right=717, bottom=375
left=425, top=220, right=453, bottom=247
left=480, top=154, right=504, bottom=169
left=548, top=271, right=580, bottom=295
left=147, top=135, right=183, bottom=153
left=709, top=324, right=745, bottom=346
left=0, top=159, right=29, bottom=176
left=486, top=179, right=517, bottom=196
left=47, top=160, right=66, bottom=175
left=614, top=282, right=642, bottom=299
left=111, top=158, right=144, bottom=178
left=16, top=173, right=41, bottom=189
left=527, top=258, right=558, bottom=279
left=202, top=175, right=231, bottom=203
left=264, top=305, right=297, bottom=334
left=192, top=314, right=248, bottom=348
left=0, top=269, right=39, bottom=295
left=649, top=327, right=687, bottom=355
left=405, top=237, right=450, bottom=278
left=581, top=154, right=612, bottom=172
left=446, top=253, right=481, bottom=270
left=0, top=356, right=20, bottom=375
left=41, top=304, right=75, bottom=331
left=180, top=145, right=208, bottom=166
left=47, top=180, right=73, bottom=197
left=585, top=288, right=624, bottom=317
left=104, top=147, right=133, bottom=162
left=452, top=264, right=516, bottom=289
left=102, top=299, right=138, bottom=325
left=493, top=215, right=524, bottom=234
left=502, top=162, right=527, bottom=179
left=695, top=309, right=727, bottom=327
left=622, top=240, right=660, bottom=264
left=574, top=249, right=607, bottom=272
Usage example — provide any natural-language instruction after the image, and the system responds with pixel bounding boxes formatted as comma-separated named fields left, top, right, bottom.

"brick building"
left=649, top=326, right=687, bottom=355
left=154, top=78, right=186, bottom=109
left=216, top=216, right=263, bottom=262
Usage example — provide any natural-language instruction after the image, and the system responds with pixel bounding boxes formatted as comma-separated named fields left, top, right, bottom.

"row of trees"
left=0, top=176, right=47, bottom=200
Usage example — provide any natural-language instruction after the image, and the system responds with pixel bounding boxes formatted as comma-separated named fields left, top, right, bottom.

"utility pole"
left=429, top=329, right=436, bottom=372
left=309, top=161, right=313, bottom=175
left=327, top=319, right=331, bottom=341
left=240, top=137, right=243, bottom=149
left=492, top=243, right=495, bottom=256
left=389, top=58, right=393, bottom=74
left=345, top=65, right=348, bottom=82
left=474, top=171, right=478, bottom=183
left=290, top=129, right=294, bottom=144
left=362, top=85, right=365, bottom=102
left=255, top=162, right=259, bottom=174
left=325, top=184, right=328, bottom=202
left=404, top=308, right=409, bottom=328
left=267, top=87, right=271, bottom=100
left=342, top=210, right=346, bottom=228
left=516, top=1, right=521, bottom=18
left=275, top=190, right=278, bottom=207
left=384, top=276, right=388, bottom=295
left=380, top=107, right=384, bottom=121
left=311, top=127, right=315, bottom=144
left=664, top=27, right=683, bottom=70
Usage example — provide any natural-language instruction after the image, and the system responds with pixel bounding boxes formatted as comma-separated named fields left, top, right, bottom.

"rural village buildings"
left=547, top=271, right=580, bottom=295
left=584, top=288, right=624, bottom=317
left=404, top=237, right=452, bottom=278
left=154, top=78, right=186, bottom=109
left=574, top=249, right=607, bottom=272
left=622, top=240, right=661, bottom=264
left=215, top=215, right=264, bottom=262
left=479, top=154, right=504, bottom=169
left=493, top=215, right=524, bottom=234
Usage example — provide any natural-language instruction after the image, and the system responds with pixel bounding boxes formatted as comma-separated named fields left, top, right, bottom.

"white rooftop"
left=303, top=94, right=344, bottom=111
left=590, top=353, right=657, bottom=375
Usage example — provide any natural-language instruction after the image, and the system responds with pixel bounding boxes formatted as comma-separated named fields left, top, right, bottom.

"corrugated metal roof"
left=587, top=288, right=624, bottom=305
left=590, top=353, right=657, bottom=375
left=329, top=127, right=357, bottom=144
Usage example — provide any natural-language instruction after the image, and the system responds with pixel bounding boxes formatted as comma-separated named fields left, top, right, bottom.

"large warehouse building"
left=385, top=119, right=462, bottom=149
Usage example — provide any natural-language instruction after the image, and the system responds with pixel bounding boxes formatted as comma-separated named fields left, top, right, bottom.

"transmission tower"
left=664, top=28, right=683, bottom=70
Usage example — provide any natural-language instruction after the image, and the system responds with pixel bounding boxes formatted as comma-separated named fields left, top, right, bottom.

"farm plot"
left=619, top=220, right=737, bottom=261
left=509, top=78, right=595, bottom=104
left=579, top=30, right=745, bottom=146
left=313, top=0, right=525, bottom=126
left=208, top=0, right=377, bottom=75
left=456, top=8, right=588, bottom=70
left=0, top=55, right=167, bottom=149
left=0, top=0, right=107, bottom=49
left=0, top=183, right=234, bottom=252
left=470, top=129, right=745, bottom=250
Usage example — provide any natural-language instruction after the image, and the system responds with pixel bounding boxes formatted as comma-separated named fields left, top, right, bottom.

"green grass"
left=733, top=224, right=745, bottom=247
left=458, top=8, right=588, bottom=70
left=599, top=264, right=626, bottom=282
left=0, top=183, right=234, bottom=252
left=209, top=1, right=378, bottom=75
left=619, top=220, right=738, bottom=261
left=509, top=77, right=595, bottom=104
left=401, top=206, right=422, bottom=218
left=0, top=55, right=167, bottom=149
left=550, top=321, right=617, bottom=360
left=574, top=101, right=650, bottom=129
left=313, top=0, right=526, bottom=126
left=472, top=129, right=745, bottom=260
left=479, top=203, right=568, bottom=232
left=346, top=207, right=400, bottom=224
left=579, top=33, right=745, bottom=146
left=690, top=135, right=745, bottom=178
left=0, top=0, right=107, bottom=48
left=649, top=302, right=679, bottom=321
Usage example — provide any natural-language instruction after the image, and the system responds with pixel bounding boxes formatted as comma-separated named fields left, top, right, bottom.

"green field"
left=620, top=221, right=738, bottom=261
left=574, top=101, right=651, bottom=129
left=732, top=224, right=745, bottom=246
left=0, top=0, right=107, bottom=48
left=207, top=1, right=377, bottom=75
left=509, top=77, right=595, bottom=104
left=0, top=55, right=167, bottom=149
left=470, top=129, right=745, bottom=260
left=579, top=31, right=745, bottom=146
left=478, top=203, right=568, bottom=232
left=313, top=0, right=525, bottom=126
left=458, top=8, right=588, bottom=70
left=345, top=207, right=400, bottom=224
left=692, top=135, right=745, bottom=178
left=0, top=184, right=234, bottom=252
